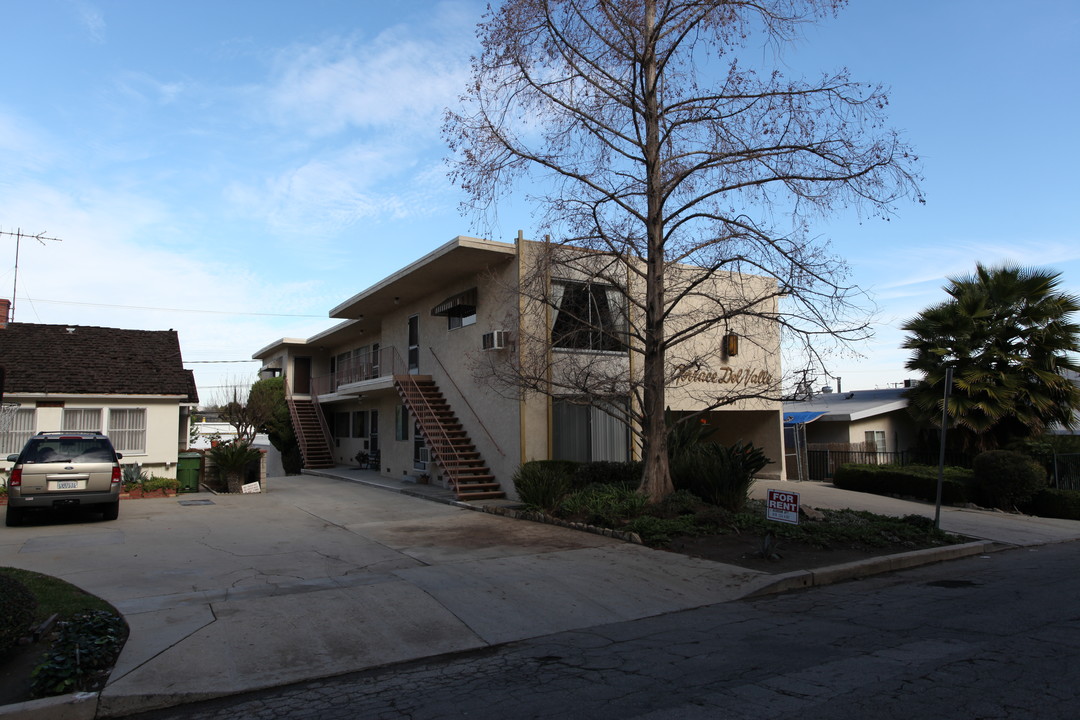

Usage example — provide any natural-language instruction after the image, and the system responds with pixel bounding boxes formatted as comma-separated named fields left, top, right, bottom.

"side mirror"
left=6, top=454, right=18, bottom=462
left=115, top=453, right=123, bottom=460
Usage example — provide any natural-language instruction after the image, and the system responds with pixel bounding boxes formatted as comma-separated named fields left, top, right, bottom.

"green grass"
left=0, top=567, right=118, bottom=623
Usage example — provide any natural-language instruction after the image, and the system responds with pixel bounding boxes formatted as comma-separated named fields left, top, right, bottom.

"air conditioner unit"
left=417, top=446, right=431, bottom=464
left=482, top=330, right=509, bottom=351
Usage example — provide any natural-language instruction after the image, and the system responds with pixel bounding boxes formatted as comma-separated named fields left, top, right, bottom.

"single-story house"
left=0, top=299, right=199, bottom=479
left=782, top=387, right=921, bottom=480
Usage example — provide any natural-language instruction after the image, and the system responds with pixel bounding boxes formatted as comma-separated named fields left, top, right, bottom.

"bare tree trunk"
left=638, top=0, right=673, bottom=502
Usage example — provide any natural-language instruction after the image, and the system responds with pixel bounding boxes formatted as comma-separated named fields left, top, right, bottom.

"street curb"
left=744, top=540, right=997, bottom=598
left=0, top=691, right=98, bottom=720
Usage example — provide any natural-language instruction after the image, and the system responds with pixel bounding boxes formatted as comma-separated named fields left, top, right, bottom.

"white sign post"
left=766, top=489, right=800, bottom=525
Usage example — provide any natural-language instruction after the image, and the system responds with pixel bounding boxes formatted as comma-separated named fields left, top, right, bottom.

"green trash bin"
left=177, top=452, right=202, bottom=493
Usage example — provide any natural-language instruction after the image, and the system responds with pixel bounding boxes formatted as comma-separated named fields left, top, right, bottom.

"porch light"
left=723, top=333, right=739, bottom=357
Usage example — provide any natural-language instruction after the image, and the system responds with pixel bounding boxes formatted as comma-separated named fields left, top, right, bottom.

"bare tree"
left=212, top=378, right=276, bottom=446
left=445, top=0, right=922, bottom=500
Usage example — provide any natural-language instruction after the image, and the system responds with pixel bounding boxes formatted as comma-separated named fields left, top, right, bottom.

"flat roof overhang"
left=329, top=236, right=517, bottom=319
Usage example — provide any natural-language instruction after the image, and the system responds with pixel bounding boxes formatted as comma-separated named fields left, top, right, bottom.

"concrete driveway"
left=0, top=475, right=773, bottom=717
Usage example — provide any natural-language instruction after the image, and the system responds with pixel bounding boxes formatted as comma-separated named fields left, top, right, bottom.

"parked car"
left=5, top=432, right=123, bottom=526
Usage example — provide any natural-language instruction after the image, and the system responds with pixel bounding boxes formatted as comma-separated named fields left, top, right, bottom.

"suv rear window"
left=20, top=438, right=117, bottom=464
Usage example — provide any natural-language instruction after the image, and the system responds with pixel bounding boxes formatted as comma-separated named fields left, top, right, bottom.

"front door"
left=293, top=357, right=311, bottom=394
left=408, top=315, right=420, bottom=374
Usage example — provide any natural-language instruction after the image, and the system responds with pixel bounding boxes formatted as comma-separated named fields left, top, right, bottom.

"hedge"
left=832, top=463, right=974, bottom=505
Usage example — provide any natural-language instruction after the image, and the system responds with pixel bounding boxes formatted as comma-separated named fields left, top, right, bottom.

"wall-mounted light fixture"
left=723, top=333, right=739, bottom=357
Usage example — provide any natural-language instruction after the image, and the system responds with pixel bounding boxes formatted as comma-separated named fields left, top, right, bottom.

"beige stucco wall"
left=1, top=396, right=185, bottom=479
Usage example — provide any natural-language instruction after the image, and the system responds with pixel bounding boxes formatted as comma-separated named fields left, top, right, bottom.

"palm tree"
left=902, top=263, right=1080, bottom=452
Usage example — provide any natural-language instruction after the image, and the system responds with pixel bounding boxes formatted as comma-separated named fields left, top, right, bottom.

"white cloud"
left=74, top=1, right=106, bottom=44
left=266, top=19, right=473, bottom=137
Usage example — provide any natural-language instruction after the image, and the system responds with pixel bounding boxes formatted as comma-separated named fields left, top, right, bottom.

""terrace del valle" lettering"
left=674, top=364, right=774, bottom=388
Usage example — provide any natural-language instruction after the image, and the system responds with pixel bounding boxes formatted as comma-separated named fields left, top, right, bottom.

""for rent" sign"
left=766, top=489, right=800, bottom=525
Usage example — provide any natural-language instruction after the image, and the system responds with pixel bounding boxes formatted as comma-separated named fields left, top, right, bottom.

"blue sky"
left=1, top=0, right=1078, bottom=403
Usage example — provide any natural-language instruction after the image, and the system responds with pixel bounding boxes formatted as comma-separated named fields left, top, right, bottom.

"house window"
left=62, top=408, right=102, bottom=432
left=0, top=409, right=35, bottom=455
left=864, top=430, right=886, bottom=452
left=551, top=280, right=627, bottom=352
left=552, top=397, right=629, bottom=462
left=352, top=411, right=367, bottom=438
left=109, top=408, right=147, bottom=454
left=395, top=405, right=409, bottom=441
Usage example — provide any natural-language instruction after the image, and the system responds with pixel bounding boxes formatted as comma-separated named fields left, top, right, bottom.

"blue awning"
left=783, top=411, right=827, bottom=426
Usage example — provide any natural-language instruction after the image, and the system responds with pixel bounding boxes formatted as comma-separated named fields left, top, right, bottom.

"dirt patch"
left=663, top=531, right=933, bottom=574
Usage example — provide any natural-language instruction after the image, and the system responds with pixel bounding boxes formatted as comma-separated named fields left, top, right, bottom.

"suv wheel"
left=5, top=505, right=23, bottom=527
left=101, top=501, right=120, bottom=521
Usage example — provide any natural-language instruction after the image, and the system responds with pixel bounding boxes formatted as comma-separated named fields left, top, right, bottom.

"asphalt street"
left=123, top=539, right=1080, bottom=720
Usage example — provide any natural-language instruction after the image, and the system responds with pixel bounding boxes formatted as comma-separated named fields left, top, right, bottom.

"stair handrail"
left=388, top=347, right=471, bottom=490
left=428, top=347, right=505, bottom=457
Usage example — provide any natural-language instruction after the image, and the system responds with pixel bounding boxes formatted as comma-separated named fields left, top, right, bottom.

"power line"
left=185, top=360, right=260, bottom=364
left=17, top=297, right=326, bottom=318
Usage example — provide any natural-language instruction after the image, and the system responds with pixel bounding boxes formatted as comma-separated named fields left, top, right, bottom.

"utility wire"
left=18, top=297, right=326, bottom=318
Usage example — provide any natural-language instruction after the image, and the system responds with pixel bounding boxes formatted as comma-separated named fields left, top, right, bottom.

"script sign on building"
left=766, top=489, right=800, bottom=525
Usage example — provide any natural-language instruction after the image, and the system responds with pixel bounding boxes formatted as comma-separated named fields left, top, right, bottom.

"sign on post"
left=766, top=489, right=800, bottom=525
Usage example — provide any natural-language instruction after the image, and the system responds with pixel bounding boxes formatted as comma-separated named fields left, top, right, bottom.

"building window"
left=432, top=288, right=478, bottom=330
left=552, top=397, right=629, bottom=462
left=864, top=430, right=886, bottom=452
left=395, top=405, right=409, bottom=441
left=109, top=408, right=147, bottom=454
left=448, top=312, right=477, bottom=330
left=551, top=280, right=627, bottom=352
left=352, top=411, right=367, bottom=438
left=334, top=412, right=350, bottom=439
left=62, top=408, right=102, bottom=432
left=0, top=408, right=35, bottom=455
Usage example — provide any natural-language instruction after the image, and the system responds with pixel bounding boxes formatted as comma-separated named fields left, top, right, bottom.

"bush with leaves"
left=0, top=573, right=38, bottom=656
left=208, top=441, right=262, bottom=493
left=671, top=441, right=771, bottom=512
left=121, top=464, right=150, bottom=492
left=570, top=461, right=642, bottom=489
left=559, top=484, right=649, bottom=528
left=512, top=461, right=576, bottom=512
left=973, top=450, right=1047, bottom=510
left=31, top=610, right=126, bottom=698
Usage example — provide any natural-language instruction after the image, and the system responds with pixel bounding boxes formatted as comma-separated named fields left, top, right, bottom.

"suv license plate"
left=52, top=480, right=86, bottom=491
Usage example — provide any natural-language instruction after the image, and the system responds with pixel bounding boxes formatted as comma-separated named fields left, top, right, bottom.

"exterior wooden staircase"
left=287, top=396, right=335, bottom=469
left=395, top=376, right=504, bottom=501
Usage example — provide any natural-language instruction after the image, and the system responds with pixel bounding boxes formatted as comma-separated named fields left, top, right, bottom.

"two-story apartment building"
left=253, top=235, right=786, bottom=500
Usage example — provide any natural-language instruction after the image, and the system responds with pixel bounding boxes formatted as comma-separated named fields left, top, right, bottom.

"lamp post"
left=934, top=366, right=954, bottom=530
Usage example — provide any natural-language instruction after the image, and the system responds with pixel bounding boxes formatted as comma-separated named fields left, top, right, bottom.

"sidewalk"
left=2, top=471, right=1078, bottom=719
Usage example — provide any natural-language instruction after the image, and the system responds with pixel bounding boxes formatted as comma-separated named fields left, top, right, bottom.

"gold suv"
left=5, top=432, right=123, bottom=526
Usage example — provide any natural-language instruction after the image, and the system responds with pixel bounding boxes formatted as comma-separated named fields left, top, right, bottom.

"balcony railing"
left=311, top=345, right=405, bottom=396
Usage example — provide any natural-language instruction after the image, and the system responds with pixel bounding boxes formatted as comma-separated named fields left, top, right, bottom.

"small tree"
left=903, top=263, right=1080, bottom=452
left=249, top=377, right=302, bottom=474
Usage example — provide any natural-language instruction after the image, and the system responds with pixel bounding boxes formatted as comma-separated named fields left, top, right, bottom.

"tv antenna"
left=1, top=227, right=64, bottom=322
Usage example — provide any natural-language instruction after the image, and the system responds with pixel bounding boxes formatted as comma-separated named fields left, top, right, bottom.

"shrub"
left=559, top=484, right=648, bottom=527
left=671, top=441, right=770, bottom=512
left=1025, top=488, right=1080, bottom=520
left=570, top=461, right=642, bottom=489
left=512, top=462, right=575, bottom=512
left=0, top=573, right=38, bottom=656
left=208, top=442, right=262, bottom=493
left=31, top=611, right=126, bottom=697
left=142, top=477, right=180, bottom=493
left=121, top=464, right=150, bottom=492
left=832, top=464, right=974, bottom=504
left=973, top=450, right=1047, bottom=509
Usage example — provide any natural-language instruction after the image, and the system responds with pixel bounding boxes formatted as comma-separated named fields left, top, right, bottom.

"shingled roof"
left=0, top=322, right=199, bottom=403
